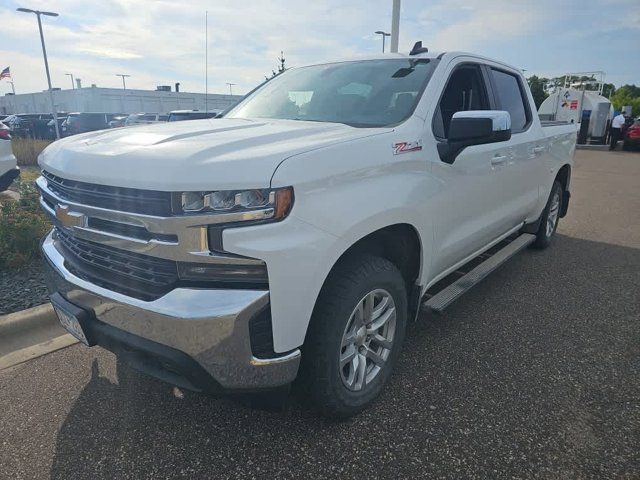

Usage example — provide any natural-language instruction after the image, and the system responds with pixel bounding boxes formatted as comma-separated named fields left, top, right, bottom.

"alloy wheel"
left=546, top=190, right=561, bottom=237
left=339, top=289, right=396, bottom=391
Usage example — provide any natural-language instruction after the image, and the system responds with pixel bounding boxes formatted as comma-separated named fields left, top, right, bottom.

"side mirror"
left=438, top=110, right=511, bottom=164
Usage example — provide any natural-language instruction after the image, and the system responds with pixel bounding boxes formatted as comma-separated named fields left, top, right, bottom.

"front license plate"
left=53, top=302, right=90, bottom=346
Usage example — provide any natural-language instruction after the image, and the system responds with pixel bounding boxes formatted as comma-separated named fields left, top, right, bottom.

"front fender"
left=224, top=130, right=434, bottom=352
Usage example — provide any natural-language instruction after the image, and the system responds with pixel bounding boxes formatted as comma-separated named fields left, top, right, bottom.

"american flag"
left=0, top=67, right=10, bottom=80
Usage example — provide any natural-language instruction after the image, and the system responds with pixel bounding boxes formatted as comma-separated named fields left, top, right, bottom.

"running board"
left=423, top=233, right=536, bottom=314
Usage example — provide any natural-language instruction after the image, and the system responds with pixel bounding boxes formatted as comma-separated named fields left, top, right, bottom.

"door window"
left=433, top=65, right=490, bottom=139
left=490, top=69, right=530, bottom=133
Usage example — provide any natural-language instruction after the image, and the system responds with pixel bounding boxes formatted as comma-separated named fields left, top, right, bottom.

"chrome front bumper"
left=42, top=232, right=301, bottom=391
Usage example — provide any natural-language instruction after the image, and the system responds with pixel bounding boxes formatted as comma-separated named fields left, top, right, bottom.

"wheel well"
left=556, top=164, right=570, bottom=191
left=555, top=164, right=571, bottom=217
left=332, top=224, right=421, bottom=287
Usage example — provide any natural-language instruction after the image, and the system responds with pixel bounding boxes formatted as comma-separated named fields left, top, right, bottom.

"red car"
left=623, top=118, right=640, bottom=151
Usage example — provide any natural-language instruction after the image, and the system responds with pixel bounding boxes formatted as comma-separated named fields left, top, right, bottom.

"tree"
left=602, top=83, right=616, bottom=98
left=610, top=85, right=640, bottom=116
left=527, top=75, right=549, bottom=109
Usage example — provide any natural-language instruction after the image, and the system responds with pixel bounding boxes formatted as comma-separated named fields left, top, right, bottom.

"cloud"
left=406, top=0, right=548, bottom=52
left=0, top=0, right=638, bottom=98
left=77, top=47, right=143, bottom=60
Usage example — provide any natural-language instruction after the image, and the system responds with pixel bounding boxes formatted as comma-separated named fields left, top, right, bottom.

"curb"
left=0, top=303, right=78, bottom=370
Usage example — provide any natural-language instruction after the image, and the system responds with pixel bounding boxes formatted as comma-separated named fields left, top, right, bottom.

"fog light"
left=177, top=261, right=269, bottom=285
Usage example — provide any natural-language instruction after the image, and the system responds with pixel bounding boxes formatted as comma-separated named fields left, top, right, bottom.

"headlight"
left=179, top=187, right=293, bottom=222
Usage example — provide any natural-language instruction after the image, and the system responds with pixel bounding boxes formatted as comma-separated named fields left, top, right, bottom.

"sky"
left=1, top=0, right=638, bottom=96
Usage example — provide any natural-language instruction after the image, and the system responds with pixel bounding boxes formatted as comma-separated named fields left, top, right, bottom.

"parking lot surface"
left=1, top=150, right=639, bottom=479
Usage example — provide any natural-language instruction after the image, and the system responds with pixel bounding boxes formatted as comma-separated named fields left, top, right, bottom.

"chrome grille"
left=42, top=170, right=173, bottom=216
left=54, top=227, right=178, bottom=301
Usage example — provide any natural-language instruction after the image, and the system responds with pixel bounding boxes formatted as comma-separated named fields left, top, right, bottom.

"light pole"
left=116, top=74, right=130, bottom=113
left=390, top=0, right=401, bottom=53
left=226, top=82, right=236, bottom=96
left=17, top=7, right=60, bottom=139
left=374, top=31, right=391, bottom=53
left=65, top=73, right=75, bottom=89
left=116, top=73, right=130, bottom=90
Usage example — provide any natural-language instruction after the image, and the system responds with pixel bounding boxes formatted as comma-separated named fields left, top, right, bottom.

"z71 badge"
left=393, top=141, right=422, bottom=155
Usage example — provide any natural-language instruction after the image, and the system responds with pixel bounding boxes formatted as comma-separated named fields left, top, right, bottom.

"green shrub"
left=0, top=176, right=51, bottom=270
left=11, top=138, right=53, bottom=167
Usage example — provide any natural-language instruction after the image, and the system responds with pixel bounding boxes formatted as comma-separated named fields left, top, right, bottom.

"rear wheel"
left=301, top=254, right=407, bottom=418
left=532, top=181, right=563, bottom=249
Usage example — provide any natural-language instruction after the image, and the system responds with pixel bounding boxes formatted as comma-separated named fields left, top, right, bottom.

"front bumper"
left=41, top=231, right=301, bottom=392
left=0, top=166, right=19, bottom=191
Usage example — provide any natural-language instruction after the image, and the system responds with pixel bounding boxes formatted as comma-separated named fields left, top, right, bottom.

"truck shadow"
left=49, top=234, right=640, bottom=479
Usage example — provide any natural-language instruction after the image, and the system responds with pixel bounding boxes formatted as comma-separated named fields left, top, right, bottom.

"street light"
left=115, top=73, right=130, bottom=90
left=226, top=82, right=236, bottom=96
left=17, top=7, right=60, bottom=139
left=374, top=31, right=391, bottom=53
left=65, top=73, right=75, bottom=89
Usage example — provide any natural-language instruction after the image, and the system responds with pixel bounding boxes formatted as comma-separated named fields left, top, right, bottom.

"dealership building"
left=0, top=86, right=243, bottom=115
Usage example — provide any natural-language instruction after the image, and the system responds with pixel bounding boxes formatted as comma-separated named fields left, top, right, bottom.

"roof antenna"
left=410, top=41, right=429, bottom=56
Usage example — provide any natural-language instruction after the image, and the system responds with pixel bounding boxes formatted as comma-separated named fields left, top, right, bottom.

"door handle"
left=491, top=154, right=508, bottom=165
left=532, top=145, right=545, bottom=154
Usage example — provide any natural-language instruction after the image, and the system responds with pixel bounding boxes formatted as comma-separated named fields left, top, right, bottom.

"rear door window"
left=490, top=69, right=530, bottom=133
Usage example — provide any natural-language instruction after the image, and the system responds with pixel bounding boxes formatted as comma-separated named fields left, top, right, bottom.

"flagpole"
left=205, top=10, right=208, bottom=113
left=9, top=81, right=15, bottom=95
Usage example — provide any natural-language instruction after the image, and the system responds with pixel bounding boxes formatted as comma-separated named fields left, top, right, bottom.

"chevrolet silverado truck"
left=38, top=47, right=576, bottom=417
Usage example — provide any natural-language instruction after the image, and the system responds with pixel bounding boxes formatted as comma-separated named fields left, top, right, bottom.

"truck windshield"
left=226, top=59, right=437, bottom=127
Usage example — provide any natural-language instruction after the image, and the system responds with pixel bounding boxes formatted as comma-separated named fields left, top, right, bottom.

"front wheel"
left=532, top=181, right=563, bottom=249
left=300, top=254, right=407, bottom=418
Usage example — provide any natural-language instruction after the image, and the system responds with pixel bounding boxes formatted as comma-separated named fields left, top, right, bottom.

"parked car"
left=61, top=113, right=111, bottom=137
left=124, top=113, right=168, bottom=126
left=0, top=121, right=19, bottom=191
left=37, top=48, right=577, bottom=417
left=108, top=115, right=129, bottom=128
left=47, top=116, right=68, bottom=139
left=168, top=110, right=220, bottom=121
left=622, top=118, right=640, bottom=151
left=5, top=113, right=56, bottom=139
left=2, top=114, right=19, bottom=131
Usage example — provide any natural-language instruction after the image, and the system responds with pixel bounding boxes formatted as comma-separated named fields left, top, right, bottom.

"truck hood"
left=39, top=118, right=389, bottom=191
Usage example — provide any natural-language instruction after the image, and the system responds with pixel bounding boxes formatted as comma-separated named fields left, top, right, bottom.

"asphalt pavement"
left=1, top=150, right=639, bottom=479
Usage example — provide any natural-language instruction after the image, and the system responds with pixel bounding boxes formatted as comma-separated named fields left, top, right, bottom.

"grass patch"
left=18, top=168, right=41, bottom=184
left=0, top=173, right=51, bottom=270
left=11, top=138, right=53, bottom=167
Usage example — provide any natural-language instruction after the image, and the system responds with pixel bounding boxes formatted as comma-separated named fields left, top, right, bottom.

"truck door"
left=428, top=62, right=513, bottom=276
left=487, top=67, right=544, bottom=225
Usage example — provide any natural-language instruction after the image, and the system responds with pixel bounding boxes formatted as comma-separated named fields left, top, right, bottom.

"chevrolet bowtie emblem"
left=54, top=204, right=86, bottom=228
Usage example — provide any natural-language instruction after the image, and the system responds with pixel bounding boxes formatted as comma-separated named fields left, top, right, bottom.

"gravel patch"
left=0, top=259, right=49, bottom=315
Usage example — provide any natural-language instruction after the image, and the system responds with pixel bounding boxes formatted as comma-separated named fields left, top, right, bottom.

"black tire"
left=532, top=181, right=563, bottom=249
left=300, top=254, right=407, bottom=418
left=622, top=140, right=631, bottom=151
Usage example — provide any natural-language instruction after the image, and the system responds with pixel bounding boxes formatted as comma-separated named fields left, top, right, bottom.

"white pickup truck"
left=38, top=48, right=576, bottom=417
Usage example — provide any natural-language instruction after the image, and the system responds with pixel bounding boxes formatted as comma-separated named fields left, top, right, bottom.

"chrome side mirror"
left=439, top=110, right=512, bottom=164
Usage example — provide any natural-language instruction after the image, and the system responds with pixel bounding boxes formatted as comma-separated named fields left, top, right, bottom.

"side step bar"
left=423, top=233, right=536, bottom=314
